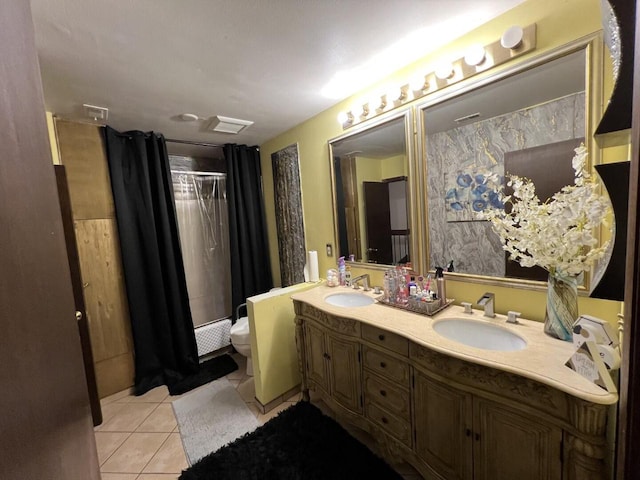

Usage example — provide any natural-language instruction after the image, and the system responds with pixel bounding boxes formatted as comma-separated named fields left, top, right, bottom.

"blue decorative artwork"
left=444, top=167, right=504, bottom=222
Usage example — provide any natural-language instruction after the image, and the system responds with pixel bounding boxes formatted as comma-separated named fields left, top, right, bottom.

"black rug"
left=179, top=401, right=402, bottom=480
left=168, top=354, right=238, bottom=396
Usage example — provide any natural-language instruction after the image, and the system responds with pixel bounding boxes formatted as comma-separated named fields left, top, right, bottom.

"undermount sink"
left=433, top=317, right=527, bottom=351
left=324, top=292, right=375, bottom=307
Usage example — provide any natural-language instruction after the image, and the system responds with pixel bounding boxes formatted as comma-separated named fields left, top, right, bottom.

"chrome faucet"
left=477, top=292, right=495, bottom=318
left=349, top=274, right=371, bottom=291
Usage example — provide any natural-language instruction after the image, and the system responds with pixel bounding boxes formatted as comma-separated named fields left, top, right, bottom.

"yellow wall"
left=260, top=0, right=623, bottom=327
left=381, top=154, right=408, bottom=178
left=247, top=282, right=318, bottom=406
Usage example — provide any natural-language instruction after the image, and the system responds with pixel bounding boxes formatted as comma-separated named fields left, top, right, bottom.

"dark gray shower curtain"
left=224, top=144, right=273, bottom=318
left=105, top=127, right=198, bottom=395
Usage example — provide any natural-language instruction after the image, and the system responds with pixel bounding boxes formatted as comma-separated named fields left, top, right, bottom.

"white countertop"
left=292, top=285, right=619, bottom=405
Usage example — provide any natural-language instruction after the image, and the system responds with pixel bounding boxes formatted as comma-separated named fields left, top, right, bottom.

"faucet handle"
left=461, top=302, right=473, bottom=314
left=507, top=311, right=521, bottom=324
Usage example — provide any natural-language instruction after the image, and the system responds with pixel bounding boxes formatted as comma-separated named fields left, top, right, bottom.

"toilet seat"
left=230, top=317, right=250, bottom=345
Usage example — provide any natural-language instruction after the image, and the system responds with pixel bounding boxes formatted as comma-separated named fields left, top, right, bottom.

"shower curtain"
left=104, top=127, right=198, bottom=395
left=172, top=172, right=232, bottom=326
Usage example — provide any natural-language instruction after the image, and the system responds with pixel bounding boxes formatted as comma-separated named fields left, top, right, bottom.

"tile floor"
left=94, top=353, right=420, bottom=479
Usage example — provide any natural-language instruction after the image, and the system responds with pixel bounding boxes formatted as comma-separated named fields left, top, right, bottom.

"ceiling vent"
left=205, top=115, right=253, bottom=134
left=83, top=103, right=109, bottom=121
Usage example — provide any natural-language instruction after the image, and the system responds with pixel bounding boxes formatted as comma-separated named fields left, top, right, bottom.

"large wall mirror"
left=417, top=35, right=602, bottom=288
left=329, top=111, right=414, bottom=266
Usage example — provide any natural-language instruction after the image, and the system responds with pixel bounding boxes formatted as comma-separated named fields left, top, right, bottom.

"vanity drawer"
left=364, top=371, right=410, bottom=421
left=363, top=345, right=410, bottom=385
left=362, top=324, right=408, bottom=356
left=365, top=401, right=412, bottom=447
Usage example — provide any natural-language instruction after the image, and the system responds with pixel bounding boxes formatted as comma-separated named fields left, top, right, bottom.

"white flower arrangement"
left=480, top=145, right=612, bottom=277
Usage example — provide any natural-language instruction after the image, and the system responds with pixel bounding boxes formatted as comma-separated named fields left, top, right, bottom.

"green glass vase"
left=544, top=272, right=579, bottom=341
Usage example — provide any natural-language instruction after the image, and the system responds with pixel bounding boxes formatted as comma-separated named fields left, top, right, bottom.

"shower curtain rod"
left=171, top=169, right=226, bottom=177
left=166, top=138, right=223, bottom=148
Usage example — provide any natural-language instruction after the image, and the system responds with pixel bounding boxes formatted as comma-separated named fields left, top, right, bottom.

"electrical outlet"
left=326, top=243, right=333, bottom=257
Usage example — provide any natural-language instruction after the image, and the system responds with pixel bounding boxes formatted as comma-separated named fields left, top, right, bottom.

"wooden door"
left=327, top=335, right=362, bottom=413
left=413, top=372, right=473, bottom=480
left=363, top=181, right=393, bottom=264
left=55, top=165, right=102, bottom=426
left=0, top=1, right=100, bottom=477
left=473, top=397, right=562, bottom=480
left=304, top=322, right=329, bottom=393
left=55, top=119, right=135, bottom=397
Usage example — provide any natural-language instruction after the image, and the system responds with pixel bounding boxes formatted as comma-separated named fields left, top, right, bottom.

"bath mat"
left=179, top=401, right=402, bottom=480
left=172, top=377, right=260, bottom=464
left=168, top=354, right=238, bottom=396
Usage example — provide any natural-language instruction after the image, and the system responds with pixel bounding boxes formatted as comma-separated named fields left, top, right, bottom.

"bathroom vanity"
left=292, top=286, right=617, bottom=480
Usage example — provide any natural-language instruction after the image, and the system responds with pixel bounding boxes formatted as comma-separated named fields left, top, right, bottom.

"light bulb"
left=337, top=111, right=351, bottom=125
left=409, top=74, right=428, bottom=92
left=464, top=44, right=486, bottom=66
left=435, top=62, right=454, bottom=80
left=369, top=95, right=383, bottom=112
left=501, top=25, right=524, bottom=50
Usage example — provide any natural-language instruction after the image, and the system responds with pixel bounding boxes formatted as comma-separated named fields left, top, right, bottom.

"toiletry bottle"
left=383, top=272, right=390, bottom=302
left=338, top=257, right=346, bottom=286
left=436, top=266, right=446, bottom=306
left=345, top=264, right=352, bottom=285
left=446, top=260, right=454, bottom=272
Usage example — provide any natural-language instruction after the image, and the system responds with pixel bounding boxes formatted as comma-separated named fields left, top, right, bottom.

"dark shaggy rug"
left=168, top=354, right=238, bottom=396
left=179, top=401, right=402, bottom=480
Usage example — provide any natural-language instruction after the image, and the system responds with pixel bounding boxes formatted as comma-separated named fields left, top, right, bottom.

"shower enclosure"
left=171, top=170, right=232, bottom=328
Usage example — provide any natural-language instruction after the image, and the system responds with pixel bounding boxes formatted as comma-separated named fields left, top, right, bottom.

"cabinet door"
left=327, top=335, right=362, bottom=413
left=305, top=322, right=329, bottom=392
left=414, top=372, right=473, bottom=480
left=473, top=397, right=562, bottom=480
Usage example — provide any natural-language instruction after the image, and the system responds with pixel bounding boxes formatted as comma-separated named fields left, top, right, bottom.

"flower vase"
left=544, top=272, right=579, bottom=341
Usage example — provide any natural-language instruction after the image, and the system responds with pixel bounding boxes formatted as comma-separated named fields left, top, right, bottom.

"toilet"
left=230, top=304, right=253, bottom=376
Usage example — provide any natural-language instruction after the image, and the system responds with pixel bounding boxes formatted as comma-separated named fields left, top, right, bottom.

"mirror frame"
left=414, top=33, right=604, bottom=292
left=328, top=108, right=421, bottom=270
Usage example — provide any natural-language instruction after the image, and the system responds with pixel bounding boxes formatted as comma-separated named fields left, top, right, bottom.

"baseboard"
left=255, top=384, right=301, bottom=414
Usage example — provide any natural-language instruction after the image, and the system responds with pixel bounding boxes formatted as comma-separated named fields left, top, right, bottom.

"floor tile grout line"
left=98, top=430, right=134, bottom=468
left=137, top=429, right=174, bottom=475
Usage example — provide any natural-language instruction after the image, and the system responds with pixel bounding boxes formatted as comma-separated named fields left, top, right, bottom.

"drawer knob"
left=378, top=334, right=386, bottom=341
left=380, top=390, right=387, bottom=397
left=380, top=362, right=387, bottom=368
left=382, top=417, right=388, bottom=424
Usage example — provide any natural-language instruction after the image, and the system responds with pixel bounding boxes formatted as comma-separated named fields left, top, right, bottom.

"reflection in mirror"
left=422, top=49, right=588, bottom=280
left=330, top=115, right=410, bottom=266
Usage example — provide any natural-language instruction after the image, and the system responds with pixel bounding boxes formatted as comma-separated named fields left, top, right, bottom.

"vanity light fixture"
left=464, top=44, right=486, bottom=66
left=501, top=25, right=525, bottom=50
left=434, top=62, right=455, bottom=80
left=337, top=111, right=354, bottom=126
left=409, top=74, right=430, bottom=93
left=368, top=94, right=385, bottom=112
left=337, top=23, right=536, bottom=129
left=386, top=85, right=408, bottom=105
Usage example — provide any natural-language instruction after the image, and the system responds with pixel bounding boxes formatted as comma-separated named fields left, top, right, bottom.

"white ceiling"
left=30, top=0, right=526, bottom=155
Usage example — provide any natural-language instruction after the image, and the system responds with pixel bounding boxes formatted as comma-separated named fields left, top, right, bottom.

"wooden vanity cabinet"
left=414, top=370, right=562, bottom=480
left=302, top=317, right=362, bottom=414
left=294, top=300, right=612, bottom=480
left=413, top=371, right=473, bottom=480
